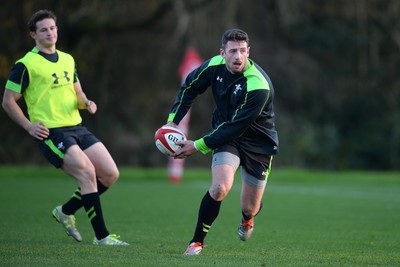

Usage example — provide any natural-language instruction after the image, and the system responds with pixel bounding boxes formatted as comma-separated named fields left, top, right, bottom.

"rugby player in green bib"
left=2, top=10, right=128, bottom=245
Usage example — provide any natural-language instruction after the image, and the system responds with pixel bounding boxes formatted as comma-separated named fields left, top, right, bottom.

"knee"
left=209, top=184, right=230, bottom=201
left=99, top=168, right=119, bottom=187
left=109, top=168, right=120, bottom=184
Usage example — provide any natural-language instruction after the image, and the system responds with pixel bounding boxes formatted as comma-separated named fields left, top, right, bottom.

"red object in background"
left=168, top=48, right=203, bottom=184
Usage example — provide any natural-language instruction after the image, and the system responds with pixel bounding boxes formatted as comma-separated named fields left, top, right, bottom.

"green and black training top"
left=168, top=55, right=279, bottom=155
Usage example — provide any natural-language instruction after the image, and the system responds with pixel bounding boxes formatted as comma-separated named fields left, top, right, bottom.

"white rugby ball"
left=154, top=126, right=187, bottom=156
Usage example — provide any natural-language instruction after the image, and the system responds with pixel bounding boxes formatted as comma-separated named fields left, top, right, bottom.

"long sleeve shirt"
left=168, top=55, right=279, bottom=155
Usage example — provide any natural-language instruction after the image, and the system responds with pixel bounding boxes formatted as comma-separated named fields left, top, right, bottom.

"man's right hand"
left=29, top=122, right=49, bottom=140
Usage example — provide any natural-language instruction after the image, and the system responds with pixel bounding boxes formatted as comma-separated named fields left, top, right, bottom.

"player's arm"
left=73, top=63, right=97, bottom=114
left=172, top=89, right=269, bottom=158
left=195, top=89, right=270, bottom=154
left=74, top=82, right=97, bottom=114
left=2, top=89, right=31, bottom=132
left=167, top=59, right=212, bottom=125
left=2, top=89, right=49, bottom=140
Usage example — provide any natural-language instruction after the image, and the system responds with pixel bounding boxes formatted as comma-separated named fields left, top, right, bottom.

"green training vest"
left=17, top=47, right=82, bottom=128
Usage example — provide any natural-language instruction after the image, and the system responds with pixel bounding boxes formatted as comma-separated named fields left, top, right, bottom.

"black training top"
left=168, top=55, right=279, bottom=155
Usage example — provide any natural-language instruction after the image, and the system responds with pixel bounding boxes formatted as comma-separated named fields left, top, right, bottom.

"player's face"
left=220, top=41, right=250, bottom=74
left=31, top=18, right=58, bottom=50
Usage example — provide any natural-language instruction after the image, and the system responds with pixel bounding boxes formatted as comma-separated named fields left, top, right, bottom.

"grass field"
left=0, top=166, right=399, bottom=266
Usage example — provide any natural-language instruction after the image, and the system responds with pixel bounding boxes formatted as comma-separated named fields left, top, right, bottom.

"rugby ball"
left=155, top=126, right=187, bottom=156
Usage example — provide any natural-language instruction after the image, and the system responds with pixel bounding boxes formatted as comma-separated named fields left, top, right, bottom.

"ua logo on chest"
left=52, top=71, right=70, bottom=84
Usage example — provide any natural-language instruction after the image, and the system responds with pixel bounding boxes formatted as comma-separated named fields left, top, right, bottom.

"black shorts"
left=213, top=142, right=273, bottom=180
left=36, top=125, right=99, bottom=168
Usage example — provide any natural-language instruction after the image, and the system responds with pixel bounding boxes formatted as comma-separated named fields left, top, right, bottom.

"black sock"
left=81, top=192, right=109, bottom=240
left=62, top=188, right=82, bottom=215
left=190, top=191, right=221, bottom=244
left=62, top=179, right=109, bottom=215
left=242, top=202, right=263, bottom=221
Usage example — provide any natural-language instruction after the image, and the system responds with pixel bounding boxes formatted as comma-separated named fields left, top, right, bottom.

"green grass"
left=0, top=166, right=399, bottom=266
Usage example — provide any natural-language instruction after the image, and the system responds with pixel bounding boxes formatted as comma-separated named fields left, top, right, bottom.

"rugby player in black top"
left=163, top=29, right=279, bottom=255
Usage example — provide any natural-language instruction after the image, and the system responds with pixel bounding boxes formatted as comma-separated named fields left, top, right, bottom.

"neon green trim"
left=202, top=222, right=211, bottom=233
left=244, top=59, right=270, bottom=92
left=208, top=55, right=225, bottom=66
left=44, top=139, right=64, bottom=159
left=265, top=156, right=273, bottom=180
left=87, top=206, right=96, bottom=221
left=5, top=80, right=20, bottom=93
left=72, top=193, right=81, bottom=200
left=71, top=188, right=81, bottom=200
left=31, top=47, right=40, bottom=53
left=167, top=113, right=175, bottom=123
left=194, top=138, right=211, bottom=154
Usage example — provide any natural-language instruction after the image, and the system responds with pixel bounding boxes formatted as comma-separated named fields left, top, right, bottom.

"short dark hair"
left=28, top=10, right=57, bottom=32
left=221, top=29, right=249, bottom=48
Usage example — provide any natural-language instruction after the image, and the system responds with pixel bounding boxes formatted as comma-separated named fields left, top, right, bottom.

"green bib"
left=17, top=47, right=82, bottom=128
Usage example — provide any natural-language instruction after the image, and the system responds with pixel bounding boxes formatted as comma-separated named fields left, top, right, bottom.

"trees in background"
left=0, top=0, right=399, bottom=169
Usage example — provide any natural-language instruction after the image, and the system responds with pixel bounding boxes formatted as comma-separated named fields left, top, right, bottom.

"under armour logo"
left=233, top=84, right=242, bottom=94
left=52, top=73, right=59, bottom=84
left=64, top=71, right=70, bottom=82
left=216, top=76, right=223, bottom=82
left=52, top=71, right=70, bottom=84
